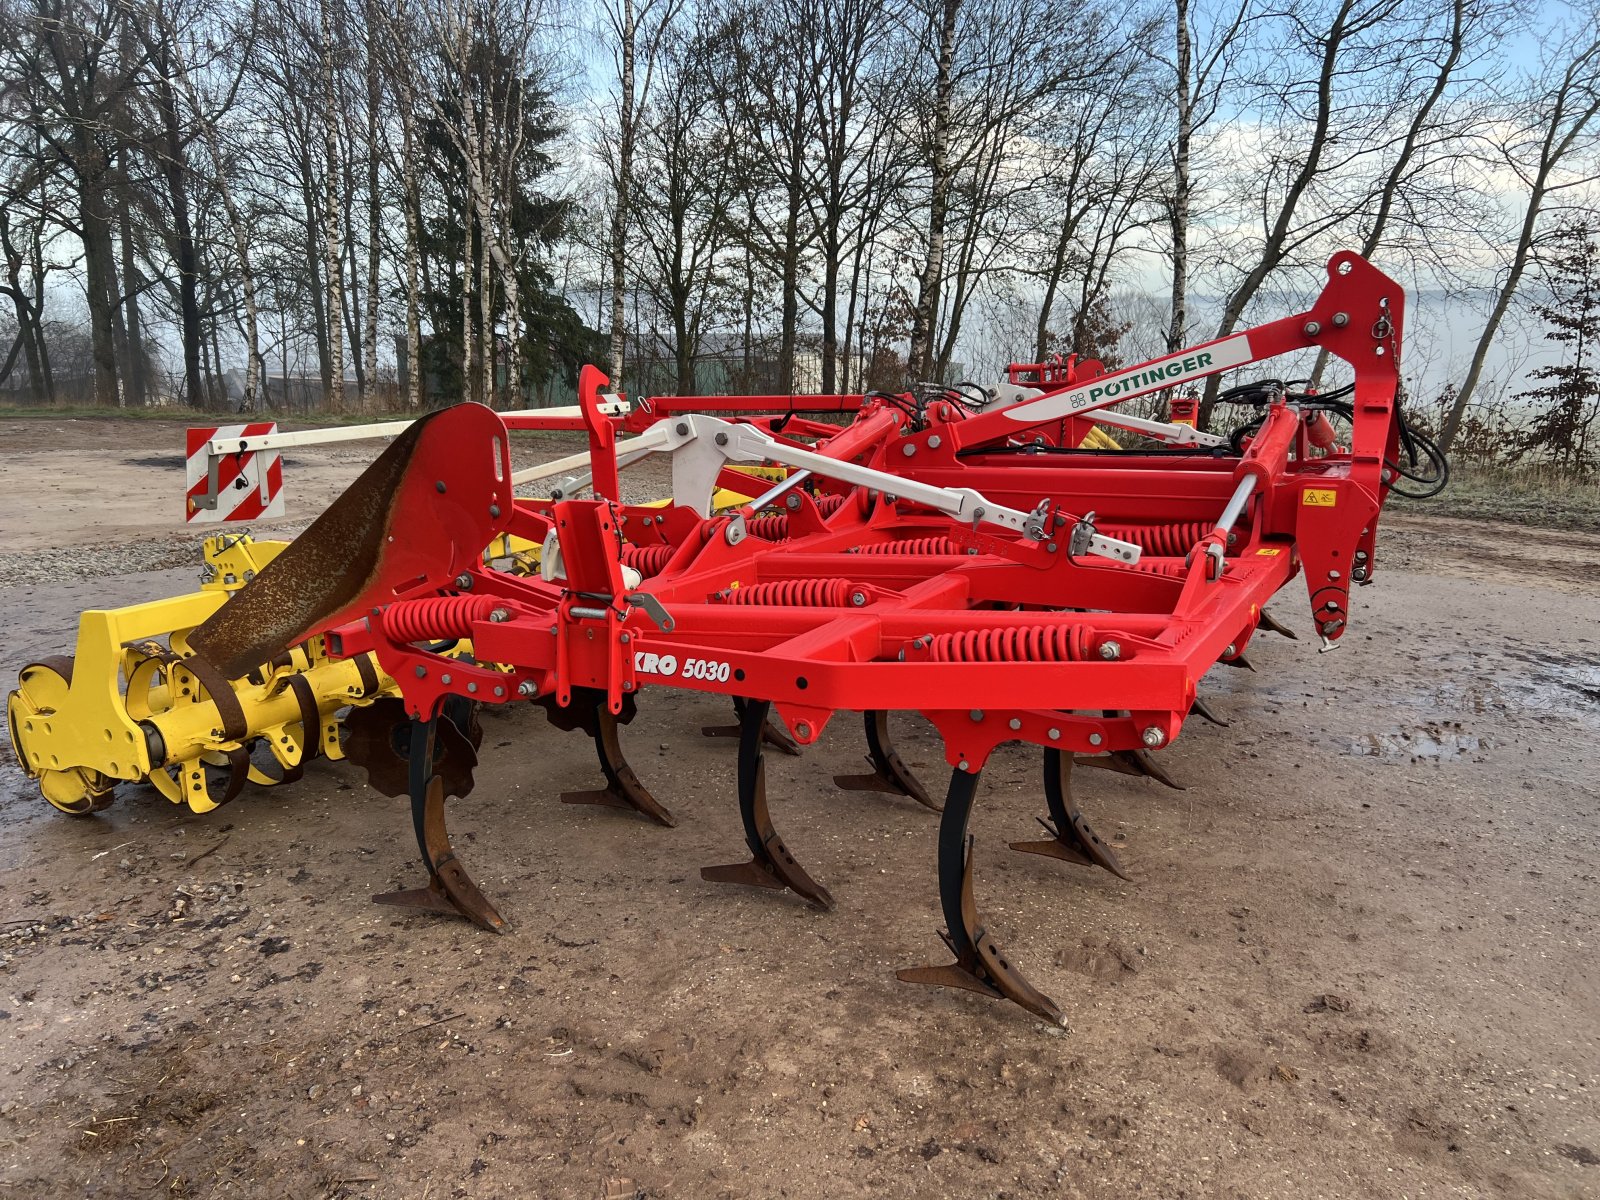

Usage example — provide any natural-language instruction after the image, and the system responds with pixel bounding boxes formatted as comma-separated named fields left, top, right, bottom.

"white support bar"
left=207, top=400, right=629, bottom=457
left=1085, top=411, right=1229, bottom=448
left=659, top=414, right=1141, bottom=563
left=508, top=426, right=667, bottom=488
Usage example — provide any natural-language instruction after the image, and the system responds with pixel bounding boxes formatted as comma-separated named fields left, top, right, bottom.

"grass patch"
left=1396, top=463, right=1600, bottom=533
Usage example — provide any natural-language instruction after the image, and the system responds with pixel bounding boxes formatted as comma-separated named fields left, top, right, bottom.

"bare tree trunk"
left=364, top=8, right=381, bottom=410
left=0, top=212, right=47, bottom=399
left=1198, top=0, right=1359, bottom=428
left=610, top=0, right=636, bottom=386
left=319, top=0, right=346, bottom=411
left=1168, top=0, right=1192, bottom=353
left=400, top=104, right=423, bottom=410
left=117, top=166, right=148, bottom=408
left=462, top=216, right=476, bottom=402
left=908, top=0, right=959, bottom=382
left=479, top=212, right=493, bottom=406
left=156, top=9, right=264, bottom=413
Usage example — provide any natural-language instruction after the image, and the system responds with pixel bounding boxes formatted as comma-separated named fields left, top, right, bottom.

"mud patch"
left=1341, top=723, right=1488, bottom=763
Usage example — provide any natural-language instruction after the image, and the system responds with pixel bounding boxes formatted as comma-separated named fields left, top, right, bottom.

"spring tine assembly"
left=898, top=766, right=1064, bottom=1025
left=700, top=698, right=833, bottom=909
left=1011, top=748, right=1131, bottom=879
left=372, top=716, right=505, bottom=932
left=702, top=696, right=802, bottom=756
left=832, top=710, right=940, bottom=811
left=560, top=694, right=676, bottom=827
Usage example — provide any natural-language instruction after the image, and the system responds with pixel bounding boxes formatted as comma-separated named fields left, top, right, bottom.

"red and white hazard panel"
left=185, top=422, right=286, bottom=523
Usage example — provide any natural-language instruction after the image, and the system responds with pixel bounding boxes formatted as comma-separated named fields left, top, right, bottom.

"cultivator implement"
left=8, top=252, right=1435, bottom=1023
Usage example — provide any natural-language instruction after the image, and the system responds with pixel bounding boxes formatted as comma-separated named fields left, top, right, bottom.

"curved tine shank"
left=1011, top=748, right=1131, bottom=880
left=373, top=717, right=506, bottom=932
left=1257, top=608, right=1299, bottom=639
left=832, top=710, right=940, bottom=812
left=701, top=696, right=803, bottom=756
left=1189, top=695, right=1229, bottom=727
left=898, top=766, right=1064, bottom=1025
left=561, top=697, right=676, bottom=827
left=700, top=698, right=833, bottom=910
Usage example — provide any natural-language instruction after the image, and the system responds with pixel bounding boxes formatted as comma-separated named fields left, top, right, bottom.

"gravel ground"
left=2, top=416, right=1598, bottom=1200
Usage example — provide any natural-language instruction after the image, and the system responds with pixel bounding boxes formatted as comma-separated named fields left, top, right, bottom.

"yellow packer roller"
left=7, top=533, right=394, bottom=815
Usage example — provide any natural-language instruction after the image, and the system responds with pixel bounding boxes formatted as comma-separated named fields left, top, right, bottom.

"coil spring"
left=384, top=595, right=499, bottom=642
left=621, top=543, right=675, bottom=576
left=746, top=513, right=792, bottom=540
left=1128, top=559, right=1188, bottom=579
left=856, top=536, right=963, bottom=555
left=1097, top=521, right=1216, bottom=557
left=723, top=578, right=864, bottom=607
left=925, top=624, right=1100, bottom=663
left=745, top=494, right=847, bottom=541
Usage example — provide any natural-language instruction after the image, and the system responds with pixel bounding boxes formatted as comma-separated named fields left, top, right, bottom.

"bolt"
left=1327, top=569, right=1340, bottom=580
left=928, top=435, right=942, bottom=449
left=1046, top=542, right=1058, bottom=553
left=1321, top=620, right=1343, bottom=636
left=957, top=759, right=970, bottom=772
left=1048, top=728, right=1061, bottom=741
left=436, top=480, right=447, bottom=494
left=1088, top=732, right=1103, bottom=747
left=489, top=504, right=501, bottom=519
left=1303, top=320, right=1322, bottom=336
left=490, top=608, right=510, bottom=622
left=970, top=709, right=984, bottom=721
left=1099, top=641, right=1121, bottom=661
left=850, top=591, right=867, bottom=607
left=902, top=444, right=916, bottom=457
left=972, top=506, right=986, bottom=521
left=455, top=573, right=472, bottom=589
left=1381, top=468, right=1395, bottom=483
left=1355, top=550, right=1369, bottom=561
left=675, top=422, right=689, bottom=436
left=467, top=682, right=478, bottom=693
left=441, top=674, right=452, bottom=685
left=620, top=632, right=631, bottom=644
left=795, top=721, right=811, bottom=739
left=1224, top=643, right=1237, bottom=658
left=715, top=432, right=729, bottom=447
left=642, top=515, right=654, bottom=526
left=1326, top=599, right=1342, bottom=611
left=414, top=666, right=427, bottom=678
left=1142, top=727, right=1164, bottom=748
left=1008, top=717, right=1022, bottom=730
left=1332, top=312, right=1349, bottom=328
left=517, top=681, right=538, bottom=697
left=1352, top=567, right=1369, bottom=583
left=786, top=493, right=801, bottom=510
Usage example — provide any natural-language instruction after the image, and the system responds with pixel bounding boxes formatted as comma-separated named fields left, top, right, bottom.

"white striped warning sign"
left=185, top=422, right=286, bottom=522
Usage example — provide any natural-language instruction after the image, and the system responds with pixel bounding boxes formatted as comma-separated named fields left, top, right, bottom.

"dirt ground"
left=1, top=417, right=1597, bottom=1200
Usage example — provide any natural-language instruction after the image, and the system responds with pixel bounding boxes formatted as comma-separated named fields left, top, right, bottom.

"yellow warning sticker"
left=1302, top=488, right=1338, bottom=507
left=1255, top=547, right=1283, bottom=556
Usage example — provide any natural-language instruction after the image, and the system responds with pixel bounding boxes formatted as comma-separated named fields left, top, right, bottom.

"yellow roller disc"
left=7, top=658, right=116, bottom=816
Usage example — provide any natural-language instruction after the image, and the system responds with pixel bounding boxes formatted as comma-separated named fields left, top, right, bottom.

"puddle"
left=1341, top=724, right=1489, bottom=763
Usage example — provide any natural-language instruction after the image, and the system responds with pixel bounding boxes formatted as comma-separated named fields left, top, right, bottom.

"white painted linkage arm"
left=660, top=414, right=1142, bottom=563
left=208, top=399, right=631, bottom=457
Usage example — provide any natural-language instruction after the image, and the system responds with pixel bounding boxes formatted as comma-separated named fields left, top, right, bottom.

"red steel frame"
left=331, top=251, right=1402, bottom=770
left=293, top=251, right=1406, bottom=1020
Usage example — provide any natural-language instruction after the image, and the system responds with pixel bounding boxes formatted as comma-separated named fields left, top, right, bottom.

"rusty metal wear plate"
left=189, top=404, right=512, bottom=679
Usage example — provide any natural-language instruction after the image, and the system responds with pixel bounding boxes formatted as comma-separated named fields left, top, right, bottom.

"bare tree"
left=1441, top=24, right=1600, bottom=450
